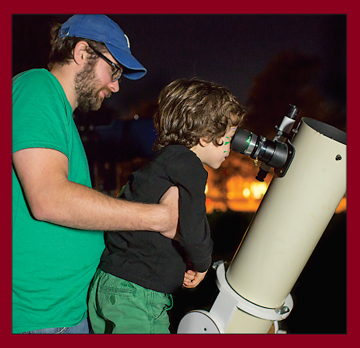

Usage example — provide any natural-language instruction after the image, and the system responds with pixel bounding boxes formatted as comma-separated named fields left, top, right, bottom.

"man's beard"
left=74, top=62, right=111, bottom=112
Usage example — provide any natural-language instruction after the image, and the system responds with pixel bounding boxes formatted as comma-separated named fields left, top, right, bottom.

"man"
left=12, top=14, right=179, bottom=334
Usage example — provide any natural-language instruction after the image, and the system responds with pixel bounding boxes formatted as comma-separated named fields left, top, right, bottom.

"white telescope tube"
left=225, top=117, right=347, bottom=333
left=177, top=117, right=346, bottom=334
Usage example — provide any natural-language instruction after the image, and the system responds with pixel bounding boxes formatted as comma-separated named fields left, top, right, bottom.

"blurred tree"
left=244, top=50, right=346, bottom=138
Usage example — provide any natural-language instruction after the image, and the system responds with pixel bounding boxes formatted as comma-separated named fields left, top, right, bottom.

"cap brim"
left=106, top=43, right=147, bottom=80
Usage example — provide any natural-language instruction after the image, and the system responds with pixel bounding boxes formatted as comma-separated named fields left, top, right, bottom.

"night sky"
left=12, top=14, right=346, bottom=133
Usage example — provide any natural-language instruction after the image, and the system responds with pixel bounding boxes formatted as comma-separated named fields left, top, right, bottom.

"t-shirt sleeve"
left=166, top=151, right=213, bottom=272
left=12, top=71, right=71, bottom=157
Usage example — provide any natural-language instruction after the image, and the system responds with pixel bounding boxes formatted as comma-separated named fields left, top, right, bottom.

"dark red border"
left=5, top=2, right=355, bottom=347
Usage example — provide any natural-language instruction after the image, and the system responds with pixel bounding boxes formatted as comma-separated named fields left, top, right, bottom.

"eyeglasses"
left=88, top=45, right=123, bottom=82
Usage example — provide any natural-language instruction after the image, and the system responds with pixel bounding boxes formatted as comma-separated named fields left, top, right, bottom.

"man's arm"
left=12, top=147, right=178, bottom=236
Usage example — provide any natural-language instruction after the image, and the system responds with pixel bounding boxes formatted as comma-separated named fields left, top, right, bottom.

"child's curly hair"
left=153, top=78, right=246, bottom=151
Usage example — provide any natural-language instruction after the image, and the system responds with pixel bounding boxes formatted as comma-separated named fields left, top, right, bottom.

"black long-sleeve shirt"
left=99, top=145, right=213, bottom=294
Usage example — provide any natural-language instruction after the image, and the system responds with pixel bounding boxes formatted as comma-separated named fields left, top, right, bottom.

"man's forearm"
left=34, top=180, right=173, bottom=232
left=12, top=147, right=178, bottom=236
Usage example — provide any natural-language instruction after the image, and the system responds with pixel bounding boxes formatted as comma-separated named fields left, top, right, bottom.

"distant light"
left=335, top=197, right=347, bottom=213
left=251, top=182, right=268, bottom=199
left=134, top=114, right=139, bottom=120
left=227, top=191, right=235, bottom=199
left=243, top=188, right=251, bottom=198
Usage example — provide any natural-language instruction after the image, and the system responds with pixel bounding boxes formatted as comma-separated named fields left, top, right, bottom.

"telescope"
left=231, top=104, right=299, bottom=180
left=178, top=105, right=347, bottom=334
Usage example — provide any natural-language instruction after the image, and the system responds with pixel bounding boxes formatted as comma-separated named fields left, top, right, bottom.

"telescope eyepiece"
left=231, top=129, right=257, bottom=156
left=231, top=128, right=289, bottom=169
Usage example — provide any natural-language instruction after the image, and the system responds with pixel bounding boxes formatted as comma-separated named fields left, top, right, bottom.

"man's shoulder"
left=13, top=69, right=63, bottom=95
left=13, top=68, right=51, bottom=83
left=13, top=69, right=67, bottom=106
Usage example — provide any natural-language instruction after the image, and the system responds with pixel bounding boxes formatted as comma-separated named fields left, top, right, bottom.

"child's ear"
left=199, top=138, right=211, bottom=147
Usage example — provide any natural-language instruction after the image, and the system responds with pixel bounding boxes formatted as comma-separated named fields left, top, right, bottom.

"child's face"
left=191, top=127, right=237, bottom=169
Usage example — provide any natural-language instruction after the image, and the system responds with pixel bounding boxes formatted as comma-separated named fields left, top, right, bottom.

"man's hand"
left=183, top=269, right=208, bottom=288
left=159, top=186, right=179, bottom=239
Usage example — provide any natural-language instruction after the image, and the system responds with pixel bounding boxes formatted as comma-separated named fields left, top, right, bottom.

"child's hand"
left=183, top=269, right=208, bottom=288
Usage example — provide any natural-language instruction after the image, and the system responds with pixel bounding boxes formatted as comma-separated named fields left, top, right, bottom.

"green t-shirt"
left=12, top=69, right=105, bottom=333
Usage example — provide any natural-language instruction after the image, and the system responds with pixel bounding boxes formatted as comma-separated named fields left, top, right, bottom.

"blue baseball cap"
left=58, top=14, right=147, bottom=80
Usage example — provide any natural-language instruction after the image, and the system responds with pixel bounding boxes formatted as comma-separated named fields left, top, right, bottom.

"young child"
left=88, top=78, right=246, bottom=334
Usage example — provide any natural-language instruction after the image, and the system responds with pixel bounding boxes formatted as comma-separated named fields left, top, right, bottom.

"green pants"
left=88, top=269, right=173, bottom=334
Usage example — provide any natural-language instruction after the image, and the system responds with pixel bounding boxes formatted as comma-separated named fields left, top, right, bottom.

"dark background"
left=12, top=14, right=346, bottom=134
left=12, top=14, right=347, bottom=334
